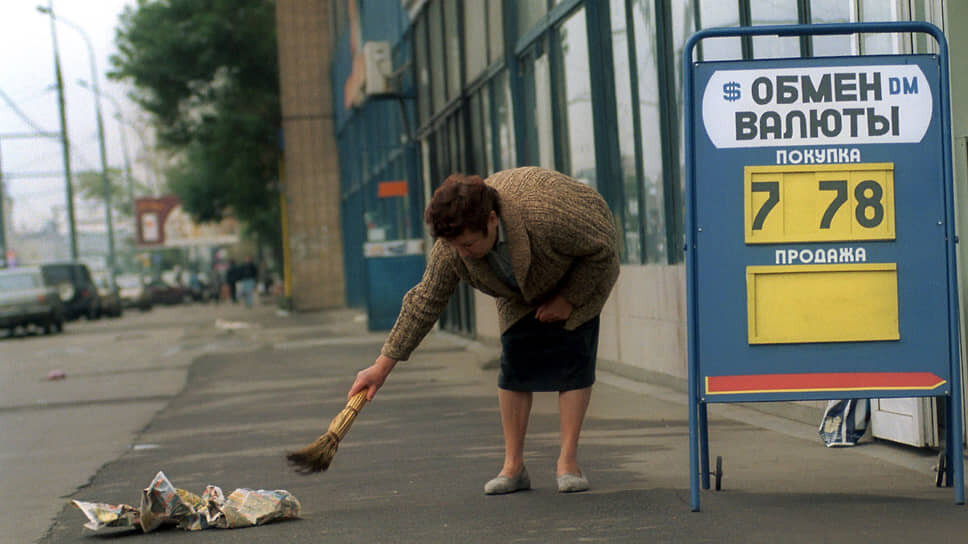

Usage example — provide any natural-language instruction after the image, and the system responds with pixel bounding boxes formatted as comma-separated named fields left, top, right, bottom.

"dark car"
left=0, top=267, right=65, bottom=335
left=39, top=262, right=101, bottom=321
left=145, top=279, right=196, bottom=305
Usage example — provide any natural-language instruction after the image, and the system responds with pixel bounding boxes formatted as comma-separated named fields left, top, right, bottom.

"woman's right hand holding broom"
left=349, top=354, right=398, bottom=401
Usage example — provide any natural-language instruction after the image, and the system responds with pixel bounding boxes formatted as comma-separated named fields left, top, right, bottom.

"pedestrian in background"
left=348, top=167, right=619, bottom=495
left=225, top=259, right=238, bottom=302
left=237, top=256, right=259, bottom=308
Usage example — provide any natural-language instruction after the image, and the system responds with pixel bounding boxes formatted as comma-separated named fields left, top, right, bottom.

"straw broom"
left=287, top=390, right=369, bottom=473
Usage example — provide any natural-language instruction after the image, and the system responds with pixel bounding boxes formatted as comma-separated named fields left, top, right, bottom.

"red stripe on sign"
left=378, top=180, right=408, bottom=198
left=705, top=372, right=945, bottom=395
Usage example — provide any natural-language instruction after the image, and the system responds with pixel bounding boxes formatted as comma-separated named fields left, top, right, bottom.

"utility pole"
left=43, top=0, right=78, bottom=260
left=0, top=144, right=6, bottom=268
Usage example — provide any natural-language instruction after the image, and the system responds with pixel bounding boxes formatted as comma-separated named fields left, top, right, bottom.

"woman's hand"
left=535, top=294, right=573, bottom=323
left=349, top=354, right=398, bottom=401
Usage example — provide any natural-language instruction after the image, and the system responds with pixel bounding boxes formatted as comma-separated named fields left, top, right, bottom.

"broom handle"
left=327, top=390, right=369, bottom=440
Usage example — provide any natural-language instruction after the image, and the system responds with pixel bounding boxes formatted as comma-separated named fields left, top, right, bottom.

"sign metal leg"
left=689, top=380, right=701, bottom=511
left=700, top=402, right=710, bottom=490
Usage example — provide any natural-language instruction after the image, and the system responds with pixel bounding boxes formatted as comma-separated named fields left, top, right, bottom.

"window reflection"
left=493, top=70, right=515, bottom=170
left=488, top=0, right=504, bottom=64
left=463, top=0, right=488, bottom=81
left=810, top=0, right=853, bottom=56
left=556, top=9, right=596, bottom=187
left=699, top=1, right=742, bottom=61
left=750, top=0, right=799, bottom=58
left=521, top=39, right=554, bottom=168
left=632, top=0, right=669, bottom=263
left=444, top=0, right=461, bottom=100
left=554, top=8, right=595, bottom=186
left=428, top=0, right=445, bottom=113
left=860, top=0, right=901, bottom=54
left=414, top=16, right=431, bottom=125
left=517, top=0, right=548, bottom=39
left=613, top=0, right=641, bottom=263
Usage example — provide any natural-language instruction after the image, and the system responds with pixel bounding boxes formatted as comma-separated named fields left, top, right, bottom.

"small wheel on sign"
left=714, top=456, right=724, bottom=491
left=936, top=451, right=947, bottom=487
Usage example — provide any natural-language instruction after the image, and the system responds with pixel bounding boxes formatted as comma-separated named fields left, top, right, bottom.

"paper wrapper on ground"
left=73, top=471, right=300, bottom=533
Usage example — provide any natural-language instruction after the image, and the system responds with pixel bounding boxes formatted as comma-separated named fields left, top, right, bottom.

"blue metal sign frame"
left=683, top=22, right=963, bottom=512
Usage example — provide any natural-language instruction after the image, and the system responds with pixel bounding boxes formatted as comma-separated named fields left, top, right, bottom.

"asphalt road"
left=0, top=302, right=266, bottom=543
left=6, top=301, right=968, bottom=542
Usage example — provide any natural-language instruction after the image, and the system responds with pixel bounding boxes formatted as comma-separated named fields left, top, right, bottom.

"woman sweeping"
left=348, top=167, right=619, bottom=494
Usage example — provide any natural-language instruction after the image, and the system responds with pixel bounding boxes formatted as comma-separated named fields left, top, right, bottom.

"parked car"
left=117, top=274, right=153, bottom=311
left=39, top=262, right=101, bottom=321
left=145, top=279, right=196, bottom=305
left=0, top=267, right=65, bottom=335
left=93, top=272, right=123, bottom=318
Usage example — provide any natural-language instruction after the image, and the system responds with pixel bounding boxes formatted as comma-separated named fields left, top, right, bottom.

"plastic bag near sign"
left=819, top=399, right=870, bottom=447
left=72, top=471, right=301, bottom=534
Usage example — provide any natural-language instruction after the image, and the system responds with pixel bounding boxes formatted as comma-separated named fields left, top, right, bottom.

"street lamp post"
left=38, top=3, right=117, bottom=289
left=77, top=81, right=135, bottom=221
left=39, top=0, right=78, bottom=260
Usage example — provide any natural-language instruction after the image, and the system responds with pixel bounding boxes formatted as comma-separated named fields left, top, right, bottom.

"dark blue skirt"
left=498, top=315, right=600, bottom=392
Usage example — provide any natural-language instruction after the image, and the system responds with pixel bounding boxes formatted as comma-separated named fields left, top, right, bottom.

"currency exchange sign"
left=692, top=55, right=950, bottom=402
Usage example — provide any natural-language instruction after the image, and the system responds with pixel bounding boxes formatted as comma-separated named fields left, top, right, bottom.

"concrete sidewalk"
left=43, top=304, right=968, bottom=542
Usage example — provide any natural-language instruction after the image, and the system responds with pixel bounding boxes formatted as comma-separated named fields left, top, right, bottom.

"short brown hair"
left=424, top=174, right=500, bottom=239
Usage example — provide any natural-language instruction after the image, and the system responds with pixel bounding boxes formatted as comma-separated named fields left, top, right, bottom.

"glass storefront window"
left=860, top=0, right=901, bottom=54
left=444, top=0, right=462, bottom=101
left=428, top=0, right=445, bottom=114
left=481, top=86, right=494, bottom=174
left=493, top=70, right=515, bottom=170
left=414, top=16, right=431, bottom=126
left=613, top=0, right=642, bottom=263
left=464, top=0, right=488, bottom=82
left=810, top=0, right=853, bottom=56
left=520, top=39, right=554, bottom=168
left=469, top=91, right=486, bottom=175
left=750, top=0, right=800, bottom=58
left=518, top=0, right=548, bottom=39
left=554, top=8, right=595, bottom=185
left=488, top=0, right=505, bottom=64
left=634, top=0, right=670, bottom=263
left=699, top=1, right=742, bottom=61
left=535, top=48, right=555, bottom=169
left=910, top=0, right=942, bottom=54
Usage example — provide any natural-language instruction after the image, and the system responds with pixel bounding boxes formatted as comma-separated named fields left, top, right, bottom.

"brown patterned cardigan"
left=381, top=167, right=620, bottom=361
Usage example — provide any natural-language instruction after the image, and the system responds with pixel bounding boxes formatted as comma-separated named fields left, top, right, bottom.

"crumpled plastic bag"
left=71, top=501, right=140, bottom=531
left=72, top=471, right=300, bottom=534
left=221, top=488, right=303, bottom=528
left=819, top=398, right=870, bottom=447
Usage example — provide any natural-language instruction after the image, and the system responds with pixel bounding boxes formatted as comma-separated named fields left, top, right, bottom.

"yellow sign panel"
left=745, top=163, right=895, bottom=244
left=746, top=263, right=899, bottom=344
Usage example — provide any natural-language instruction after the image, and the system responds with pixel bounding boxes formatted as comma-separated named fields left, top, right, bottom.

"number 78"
left=750, top=179, right=885, bottom=231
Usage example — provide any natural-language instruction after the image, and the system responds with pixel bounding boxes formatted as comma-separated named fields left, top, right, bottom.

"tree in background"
left=74, top=168, right=149, bottom=218
left=109, top=0, right=282, bottom=264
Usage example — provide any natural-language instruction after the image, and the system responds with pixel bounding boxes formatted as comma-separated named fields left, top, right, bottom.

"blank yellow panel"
left=747, top=263, right=899, bottom=344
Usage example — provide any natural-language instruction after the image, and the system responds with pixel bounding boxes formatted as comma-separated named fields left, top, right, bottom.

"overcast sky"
left=0, top=0, right=144, bottom=234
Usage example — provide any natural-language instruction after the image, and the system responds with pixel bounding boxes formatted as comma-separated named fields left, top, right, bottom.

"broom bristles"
left=287, top=391, right=368, bottom=474
left=287, top=431, right=341, bottom=473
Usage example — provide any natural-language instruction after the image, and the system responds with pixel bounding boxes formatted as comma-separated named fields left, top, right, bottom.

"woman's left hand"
left=535, top=294, right=573, bottom=323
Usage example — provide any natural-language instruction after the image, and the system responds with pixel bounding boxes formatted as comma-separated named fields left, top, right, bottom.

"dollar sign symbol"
left=723, top=81, right=741, bottom=102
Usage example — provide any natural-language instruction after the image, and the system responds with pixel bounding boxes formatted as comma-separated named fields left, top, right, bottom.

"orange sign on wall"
left=377, top=180, right=408, bottom=198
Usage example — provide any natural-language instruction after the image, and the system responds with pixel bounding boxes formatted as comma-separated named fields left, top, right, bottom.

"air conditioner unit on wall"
left=363, top=41, right=393, bottom=97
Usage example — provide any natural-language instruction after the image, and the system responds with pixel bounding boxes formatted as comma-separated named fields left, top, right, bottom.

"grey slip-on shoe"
left=484, top=467, right=531, bottom=495
left=556, top=472, right=589, bottom=493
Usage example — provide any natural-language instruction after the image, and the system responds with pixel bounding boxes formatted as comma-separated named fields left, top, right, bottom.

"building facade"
left=278, top=0, right=966, bottom=442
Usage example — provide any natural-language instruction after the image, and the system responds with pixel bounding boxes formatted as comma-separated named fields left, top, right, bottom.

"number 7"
left=750, top=181, right=779, bottom=230
left=818, top=180, right=847, bottom=229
